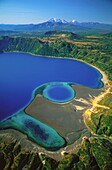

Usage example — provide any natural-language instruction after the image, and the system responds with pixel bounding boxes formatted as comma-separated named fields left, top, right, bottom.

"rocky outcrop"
left=0, top=137, right=112, bottom=170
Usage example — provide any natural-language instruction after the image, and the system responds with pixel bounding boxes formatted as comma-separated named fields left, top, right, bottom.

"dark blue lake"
left=0, top=52, right=103, bottom=121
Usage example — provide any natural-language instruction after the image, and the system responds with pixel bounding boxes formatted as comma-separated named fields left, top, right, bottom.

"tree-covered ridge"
left=0, top=31, right=112, bottom=80
left=0, top=137, right=112, bottom=170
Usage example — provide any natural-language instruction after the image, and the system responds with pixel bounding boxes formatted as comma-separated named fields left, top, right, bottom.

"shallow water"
left=0, top=52, right=104, bottom=149
left=0, top=52, right=103, bottom=121
left=0, top=111, right=66, bottom=150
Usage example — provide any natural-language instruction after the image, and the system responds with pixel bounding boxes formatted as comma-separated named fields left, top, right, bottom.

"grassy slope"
left=0, top=31, right=112, bottom=169
left=0, top=137, right=112, bottom=169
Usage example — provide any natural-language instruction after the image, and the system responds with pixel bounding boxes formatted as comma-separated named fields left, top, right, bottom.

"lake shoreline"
left=0, top=51, right=110, bottom=161
left=4, top=50, right=108, bottom=86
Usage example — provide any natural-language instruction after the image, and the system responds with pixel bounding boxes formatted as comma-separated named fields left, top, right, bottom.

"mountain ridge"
left=1, top=18, right=112, bottom=27
left=0, top=18, right=112, bottom=33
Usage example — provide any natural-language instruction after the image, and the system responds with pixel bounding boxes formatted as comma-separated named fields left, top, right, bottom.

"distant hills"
left=0, top=18, right=112, bottom=34
left=48, top=18, right=112, bottom=29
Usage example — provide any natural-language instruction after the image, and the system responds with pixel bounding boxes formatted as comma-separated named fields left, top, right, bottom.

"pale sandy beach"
left=0, top=59, right=110, bottom=160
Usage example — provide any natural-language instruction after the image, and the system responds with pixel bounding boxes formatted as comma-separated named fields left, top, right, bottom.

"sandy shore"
left=0, top=53, right=110, bottom=160
left=6, top=51, right=109, bottom=85
left=90, top=64, right=109, bottom=86
left=26, top=84, right=104, bottom=139
left=24, top=59, right=110, bottom=159
left=0, top=83, right=106, bottom=161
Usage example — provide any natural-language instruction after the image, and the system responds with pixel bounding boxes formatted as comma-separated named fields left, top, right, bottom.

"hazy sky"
left=0, top=0, right=112, bottom=24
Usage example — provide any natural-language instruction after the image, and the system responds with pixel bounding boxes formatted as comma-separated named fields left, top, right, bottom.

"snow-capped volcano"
left=48, top=18, right=68, bottom=24
left=71, top=20, right=76, bottom=23
left=70, top=20, right=79, bottom=24
left=1, top=18, right=112, bottom=33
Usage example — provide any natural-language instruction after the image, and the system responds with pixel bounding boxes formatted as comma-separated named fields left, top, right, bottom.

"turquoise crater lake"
left=43, top=82, right=75, bottom=103
left=0, top=52, right=103, bottom=121
left=0, top=52, right=103, bottom=150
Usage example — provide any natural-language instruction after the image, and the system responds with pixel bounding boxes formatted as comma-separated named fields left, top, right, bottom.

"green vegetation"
left=0, top=137, right=112, bottom=170
left=84, top=88, right=112, bottom=139
left=0, top=30, right=112, bottom=169
left=61, top=137, right=112, bottom=170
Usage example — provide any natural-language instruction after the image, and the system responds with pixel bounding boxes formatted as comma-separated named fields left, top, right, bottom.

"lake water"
left=42, top=82, right=75, bottom=103
left=0, top=52, right=103, bottom=121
